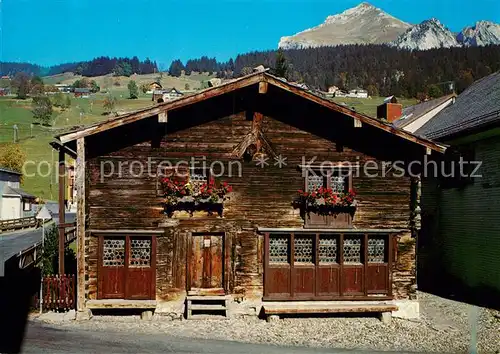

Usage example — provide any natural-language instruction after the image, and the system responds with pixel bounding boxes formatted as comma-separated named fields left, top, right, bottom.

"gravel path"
left=34, top=292, right=500, bottom=353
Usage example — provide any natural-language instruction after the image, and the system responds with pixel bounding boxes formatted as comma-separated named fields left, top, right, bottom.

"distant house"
left=328, top=85, right=339, bottom=93
left=392, top=94, right=456, bottom=133
left=55, top=84, right=72, bottom=93
left=152, top=88, right=184, bottom=103
left=74, top=88, right=91, bottom=98
left=0, top=168, right=36, bottom=220
left=146, top=82, right=163, bottom=94
left=347, top=88, right=368, bottom=99
left=334, top=89, right=368, bottom=98
left=1, top=75, right=10, bottom=80
left=418, top=71, right=500, bottom=306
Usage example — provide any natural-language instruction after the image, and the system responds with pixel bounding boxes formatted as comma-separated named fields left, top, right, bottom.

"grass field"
left=0, top=93, right=155, bottom=199
left=1, top=74, right=418, bottom=199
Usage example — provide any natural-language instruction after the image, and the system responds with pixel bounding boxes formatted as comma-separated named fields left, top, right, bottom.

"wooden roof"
left=55, top=72, right=446, bottom=153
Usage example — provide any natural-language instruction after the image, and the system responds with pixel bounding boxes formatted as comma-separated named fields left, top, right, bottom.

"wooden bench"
left=262, top=302, right=398, bottom=324
left=86, top=300, right=157, bottom=320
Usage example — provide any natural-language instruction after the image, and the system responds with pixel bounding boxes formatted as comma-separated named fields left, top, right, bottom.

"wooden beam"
left=58, top=149, right=66, bottom=275
left=76, top=137, right=86, bottom=312
left=259, top=81, right=268, bottom=94
left=158, top=111, right=168, bottom=123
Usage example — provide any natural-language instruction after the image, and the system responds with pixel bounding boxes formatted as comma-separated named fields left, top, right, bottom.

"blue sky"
left=1, top=0, right=499, bottom=67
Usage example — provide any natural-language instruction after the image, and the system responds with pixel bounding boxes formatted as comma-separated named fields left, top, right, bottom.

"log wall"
left=84, top=111, right=416, bottom=301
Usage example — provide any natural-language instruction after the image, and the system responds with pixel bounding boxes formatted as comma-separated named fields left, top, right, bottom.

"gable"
left=57, top=72, right=445, bottom=162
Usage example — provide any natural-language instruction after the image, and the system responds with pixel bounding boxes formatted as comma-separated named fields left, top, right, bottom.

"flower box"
left=161, top=178, right=231, bottom=217
left=294, top=187, right=357, bottom=228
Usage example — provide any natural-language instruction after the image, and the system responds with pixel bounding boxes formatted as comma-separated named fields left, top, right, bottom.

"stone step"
left=186, top=295, right=231, bottom=301
left=189, top=304, right=227, bottom=310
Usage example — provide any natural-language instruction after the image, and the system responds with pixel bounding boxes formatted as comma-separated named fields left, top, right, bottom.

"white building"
left=0, top=168, right=36, bottom=220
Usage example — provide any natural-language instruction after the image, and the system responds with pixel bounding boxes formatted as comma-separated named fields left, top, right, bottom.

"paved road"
left=21, top=321, right=358, bottom=354
left=0, top=201, right=75, bottom=276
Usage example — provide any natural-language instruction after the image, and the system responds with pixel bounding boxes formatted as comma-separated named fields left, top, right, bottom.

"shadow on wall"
left=417, top=247, right=500, bottom=311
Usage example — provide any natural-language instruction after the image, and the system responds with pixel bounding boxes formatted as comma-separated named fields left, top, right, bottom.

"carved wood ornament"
left=231, top=112, right=277, bottom=161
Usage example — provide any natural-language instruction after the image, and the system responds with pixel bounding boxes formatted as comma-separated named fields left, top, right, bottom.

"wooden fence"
left=34, top=274, right=76, bottom=311
left=0, top=216, right=37, bottom=233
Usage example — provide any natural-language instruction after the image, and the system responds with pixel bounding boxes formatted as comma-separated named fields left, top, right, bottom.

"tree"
left=31, top=96, right=53, bottom=125
left=0, top=143, right=26, bottom=175
left=275, top=49, right=288, bottom=79
left=168, top=59, right=185, bottom=77
left=90, top=80, right=100, bottom=93
left=366, top=84, right=379, bottom=97
left=140, top=83, right=149, bottom=94
left=52, top=92, right=65, bottom=107
left=63, top=95, right=72, bottom=110
left=11, top=72, right=31, bottom=99
left=127, top=80, right=139, bottom=99
left=41, top=224, right=77, bottom=276
left=103, top=95, right=117, bottom=114
left=184, top=83, right=190, bottom=90
left=427, top=84, right=443, bottom=98
left=72, top=78, right=89, bottom=89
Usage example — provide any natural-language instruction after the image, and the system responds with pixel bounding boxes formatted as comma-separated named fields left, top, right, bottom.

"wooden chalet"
left=53, top=71, right=445, bottom=320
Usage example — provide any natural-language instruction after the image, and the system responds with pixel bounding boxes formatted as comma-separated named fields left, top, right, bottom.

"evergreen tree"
left=275, top=48, right=288, bottom=78
left=127, top=80, right=139, bottom=99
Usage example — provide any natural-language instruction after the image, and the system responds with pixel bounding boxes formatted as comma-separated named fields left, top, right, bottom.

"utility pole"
left=13, top=124, right=18, bottom=143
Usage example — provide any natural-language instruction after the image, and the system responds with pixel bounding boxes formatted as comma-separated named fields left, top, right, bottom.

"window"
left=269, top=234, right=290, bottom=263
left=294, top=235, right=314, bottom=264
left=343, top=236, right=362, bottom=264
left=305, top=168, right=351, bottom=194
left=318, top=235, right=338, bottom=264
left=368, top=236, right=386, bottom=263
left=23, top=201, right=31, bottom=211
left=303, top=167, right=354, bottom=228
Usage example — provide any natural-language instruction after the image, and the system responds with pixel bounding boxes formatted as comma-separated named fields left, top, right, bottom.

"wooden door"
left=99, top=235, right=156, bottom=300
left=126, top=236, right=155, bottom=300
left=99, top=236, right=126, bottom=299
left=292, top=235, right=315, bottom=297
left=190, top=234, right=224, bottom=294
left=341, top=235, right=364, bottom=295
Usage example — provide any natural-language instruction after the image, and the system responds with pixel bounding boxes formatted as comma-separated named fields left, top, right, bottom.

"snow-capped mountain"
left=391, top=18, right=460, bottom=50
left=278, top=2, right=500, bottom=51
left=278, top=2, right=411, bottom=50
left=457, top=21, right=500, bottom=46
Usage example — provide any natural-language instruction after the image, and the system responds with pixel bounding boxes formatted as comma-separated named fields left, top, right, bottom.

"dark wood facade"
left=55, top=72, right=443, bottom=310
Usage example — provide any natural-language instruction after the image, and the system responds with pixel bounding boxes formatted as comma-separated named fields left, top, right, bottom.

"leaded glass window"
left=190, top=168, right=208, bottom=189
left=129, top=237, right=152, bottom=267
left=319, top=235, right=338, bottom=263
left=103, top=237, right=125, bottom=267
left=307, top=174, right=323, bottom=191
left=269, top=235, right=289, bottom=263
left=330, top=175, right=346, bottom=194
left=294, top=236, right=314, bottom=263
left=368, top=237, right=386, bottom=263
left=343, top=236, right=362, bottom=264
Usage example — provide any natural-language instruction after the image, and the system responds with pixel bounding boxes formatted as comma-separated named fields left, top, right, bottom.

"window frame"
left=304, top=167, right=353, bottom=194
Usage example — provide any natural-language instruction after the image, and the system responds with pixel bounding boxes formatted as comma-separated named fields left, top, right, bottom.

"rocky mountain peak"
left=278, top=3, right=410, bottom=50
left=391, top=18, right=459, bottom=50
left=457, top=21, right=500, bottom=46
